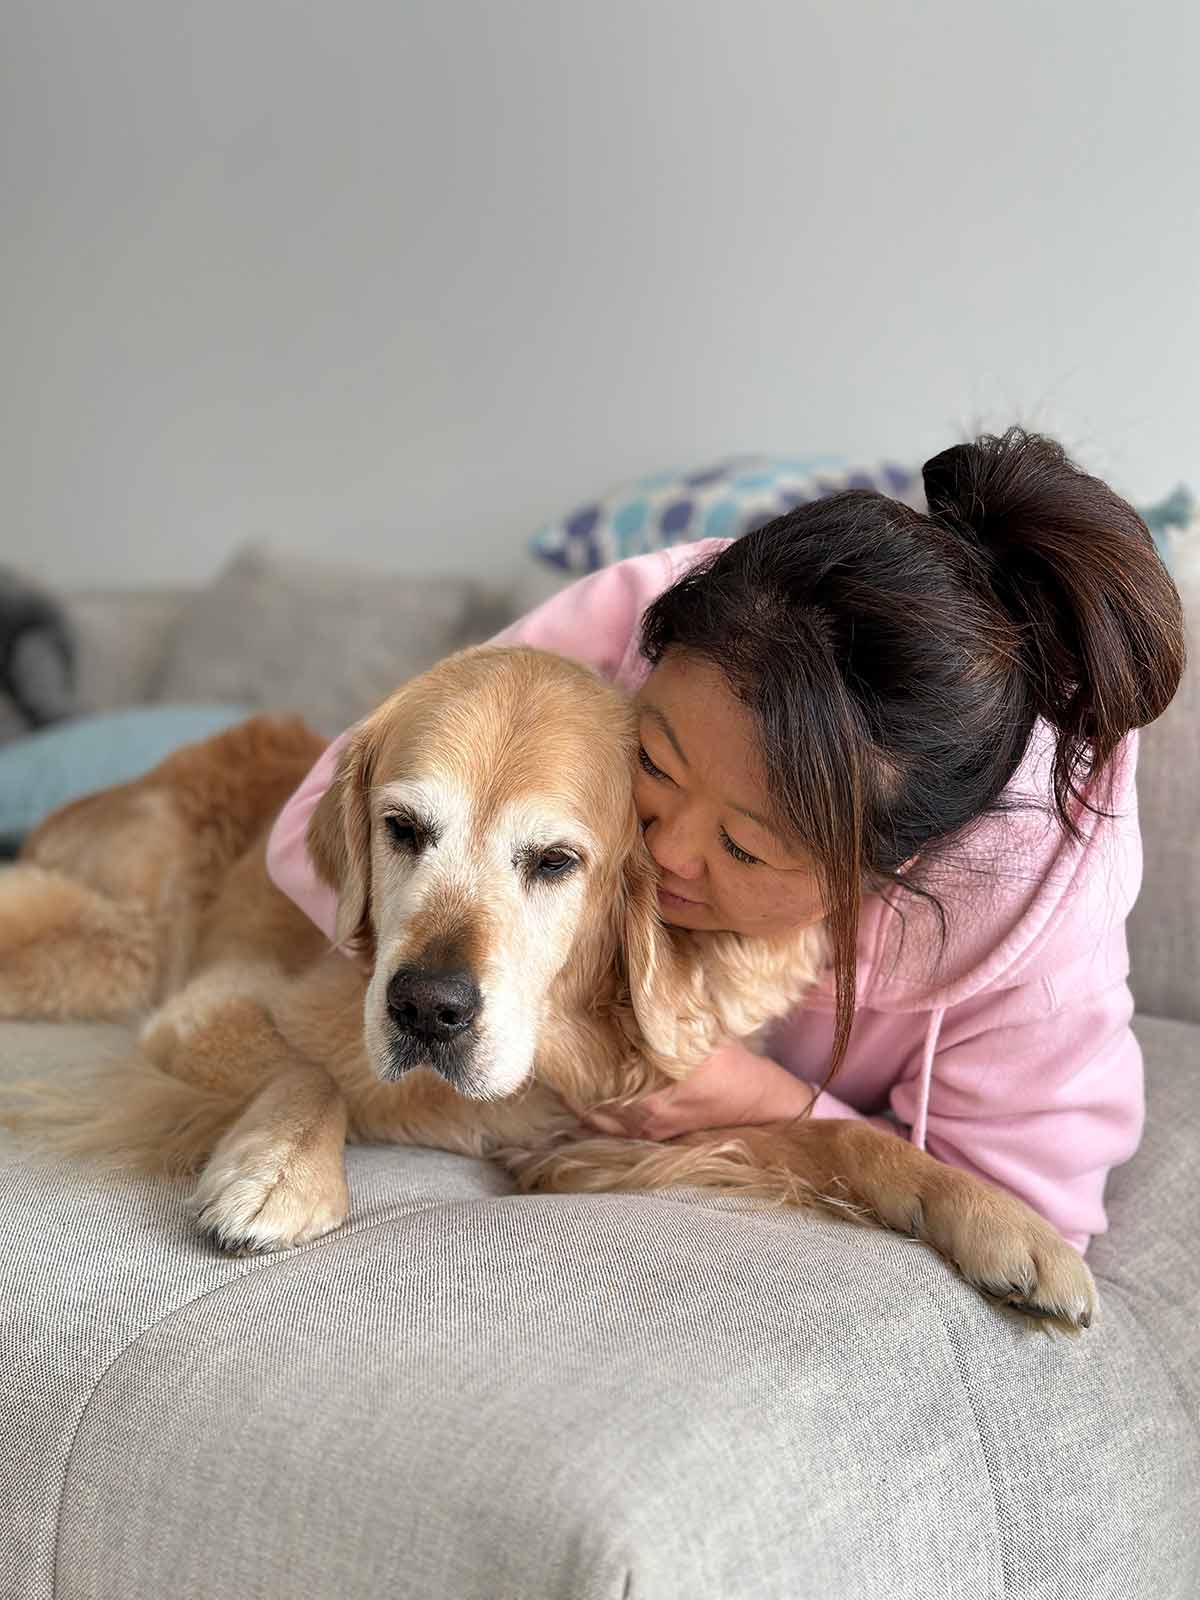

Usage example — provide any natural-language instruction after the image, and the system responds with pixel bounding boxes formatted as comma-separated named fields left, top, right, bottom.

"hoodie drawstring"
left=911, top=1007, right=945, bottom=1152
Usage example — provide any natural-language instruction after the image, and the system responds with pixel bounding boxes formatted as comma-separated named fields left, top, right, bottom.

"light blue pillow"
left=0, top=704, right=251, bottom=853
left=530, top=455, right=925, bottom=574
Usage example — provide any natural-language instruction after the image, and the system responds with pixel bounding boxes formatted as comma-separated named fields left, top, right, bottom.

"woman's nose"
left=642, top=813, right=705, bottom=882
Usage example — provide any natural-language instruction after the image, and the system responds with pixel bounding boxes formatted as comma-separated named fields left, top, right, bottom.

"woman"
left=266, top=430, right=1185, bottom=1253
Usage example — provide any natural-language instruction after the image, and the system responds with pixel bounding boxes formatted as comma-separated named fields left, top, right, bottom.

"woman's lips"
left=657, top=884, right=706, bottom=910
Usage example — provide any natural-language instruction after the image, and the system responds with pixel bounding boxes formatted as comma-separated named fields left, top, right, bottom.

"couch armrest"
left=1128, top=538, right=1199, bottom=1025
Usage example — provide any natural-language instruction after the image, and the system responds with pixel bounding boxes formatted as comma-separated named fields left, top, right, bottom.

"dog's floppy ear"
left=307, top=721, right=379, bottom=951
left=619, top=823, right=713, bottom=1074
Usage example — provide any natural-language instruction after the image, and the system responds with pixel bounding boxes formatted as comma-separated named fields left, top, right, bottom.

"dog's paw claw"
left=191, top=1150, right=347, bottom=1256
left=913, top=1185, right=1097, bottom=1333
left=196, top=1217, right=278, bottom=1257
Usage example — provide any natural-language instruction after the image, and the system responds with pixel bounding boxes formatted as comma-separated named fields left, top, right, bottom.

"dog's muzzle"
left=382, top=966, right=484, bottom=1088
left=387, top=966, right=481, bottom=1042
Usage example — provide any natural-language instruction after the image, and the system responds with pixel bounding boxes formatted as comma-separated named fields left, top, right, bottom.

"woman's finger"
left=582, top=1111, right=627, bottom=1135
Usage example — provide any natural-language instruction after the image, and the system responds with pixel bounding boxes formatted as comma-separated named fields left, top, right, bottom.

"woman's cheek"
left=722, top=879, right=787, bottom=934
left=735, top=873, right=824, bottom=935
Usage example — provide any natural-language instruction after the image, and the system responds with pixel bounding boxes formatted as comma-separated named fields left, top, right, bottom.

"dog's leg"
left=3, top=976, right=335, bottom=1186
left=143, top=947, right=353, bottom=1256
left=504, top=1119, right=1097, bottom=1332
left=190, top=1062, right=350, bottom=1255
left=0, top=865, right=159, bottom=1019
left=140, top=970, right=308, bottom=1094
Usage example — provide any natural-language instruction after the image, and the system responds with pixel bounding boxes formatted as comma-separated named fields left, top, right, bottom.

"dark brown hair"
left=640, top=428, right=1186, bottom=1081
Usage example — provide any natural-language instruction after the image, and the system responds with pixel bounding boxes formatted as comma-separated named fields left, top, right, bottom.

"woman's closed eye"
left=637, top=744, right=671, bottom=782
left=720, top=826, right=761, bottom=866
left=640, top=743, right=762, bottom=864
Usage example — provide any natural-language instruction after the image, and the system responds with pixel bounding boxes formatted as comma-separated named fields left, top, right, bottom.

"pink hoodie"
left=266, top=542, right=1144, bottom=1254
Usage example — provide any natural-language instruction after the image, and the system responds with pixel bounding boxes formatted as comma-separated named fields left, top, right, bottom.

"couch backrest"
left=1127, top=544, right=1199, bottom=1024
left=63, top=555, right=1197, bottom=1022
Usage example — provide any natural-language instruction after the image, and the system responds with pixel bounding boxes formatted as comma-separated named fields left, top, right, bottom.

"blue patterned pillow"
left=530, top=456, right=926, bottom=574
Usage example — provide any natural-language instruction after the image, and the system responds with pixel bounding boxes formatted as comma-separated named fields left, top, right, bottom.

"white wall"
left=3, top=0, right=1197, bottom=588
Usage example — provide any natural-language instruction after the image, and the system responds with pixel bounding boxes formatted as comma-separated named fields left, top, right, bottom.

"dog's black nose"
left=387, top=968, right=481, bottom=1041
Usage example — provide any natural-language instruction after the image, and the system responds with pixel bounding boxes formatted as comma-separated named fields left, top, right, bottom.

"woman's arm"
left=890, top=971, right=1142, bottom=1255
left=583, top=1038, right=900, bottom=1141
left=586, top=966, right=1140, bottom=1255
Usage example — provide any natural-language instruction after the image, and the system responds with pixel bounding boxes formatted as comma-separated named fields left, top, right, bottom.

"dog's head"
left=307, top=646, right=665, bottom=1099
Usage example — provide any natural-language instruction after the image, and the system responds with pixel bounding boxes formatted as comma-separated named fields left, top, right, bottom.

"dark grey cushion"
left=2, top=1012, right=1197, bottom=1599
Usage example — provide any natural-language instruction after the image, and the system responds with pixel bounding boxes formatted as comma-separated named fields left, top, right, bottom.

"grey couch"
left=2, top=544, right=1197, bottom=1599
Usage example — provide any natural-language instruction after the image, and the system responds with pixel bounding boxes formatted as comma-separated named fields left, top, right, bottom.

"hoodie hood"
left=801, top=723, right=1141, bottom=1157
left=809, top=722, right=1142, bottom=1017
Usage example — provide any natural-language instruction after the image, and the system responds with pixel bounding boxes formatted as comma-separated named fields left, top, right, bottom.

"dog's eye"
left=527, top=847, right=579, bottom=883
left=537, top=849, right=574, bottom=876
left=385, top=814, right=425, bottom=853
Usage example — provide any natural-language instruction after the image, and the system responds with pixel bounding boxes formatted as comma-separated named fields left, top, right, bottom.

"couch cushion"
left=2, top=1013, right=1197, bottom=1600
left=1089, top=1014, right=1200, bottom=1418
left=1128, top=537, right=1200, bottom=1023
left=154, top=544, right=513, bottom=737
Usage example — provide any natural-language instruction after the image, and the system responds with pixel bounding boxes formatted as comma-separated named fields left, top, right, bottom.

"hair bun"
left=921, top=432, right=1112, bottom=559
left=919, top=428, right=1183, bottom=825
left=921, top=443, right=985, bottom=534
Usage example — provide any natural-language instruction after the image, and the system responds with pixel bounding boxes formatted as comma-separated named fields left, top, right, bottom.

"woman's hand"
left=582, top=1039, right=816, bottom=1142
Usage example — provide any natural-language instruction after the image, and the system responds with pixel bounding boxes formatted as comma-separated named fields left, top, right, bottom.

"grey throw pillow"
left=68, top=589, right=192, bottom=714
left=156, top=544, right=512, bottom=737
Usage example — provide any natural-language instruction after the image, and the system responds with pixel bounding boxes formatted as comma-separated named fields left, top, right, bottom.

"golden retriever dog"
left=0, top=646, right=1095, bottom=1331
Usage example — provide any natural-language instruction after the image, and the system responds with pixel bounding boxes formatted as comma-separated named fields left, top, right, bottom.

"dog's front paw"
left=191, top=1135, right=349, bottom=1256
left=899, top=1172, right=1097, bottom=1332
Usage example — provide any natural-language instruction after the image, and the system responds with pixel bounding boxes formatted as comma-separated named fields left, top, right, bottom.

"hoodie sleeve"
left=889, top=949, right=1142, bottom=1254
left=488, top=549, right=683, bottom=677
left=265, top=549, right=689, bottom=941
left=264, top=728, right=353, bottom=944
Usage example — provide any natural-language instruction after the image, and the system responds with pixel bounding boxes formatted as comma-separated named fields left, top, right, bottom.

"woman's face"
left=633, top=653, right=825, bottom=936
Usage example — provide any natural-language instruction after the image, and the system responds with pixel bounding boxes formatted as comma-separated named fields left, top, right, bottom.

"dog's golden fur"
left=1, top=646, right=1095, bottom=1331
